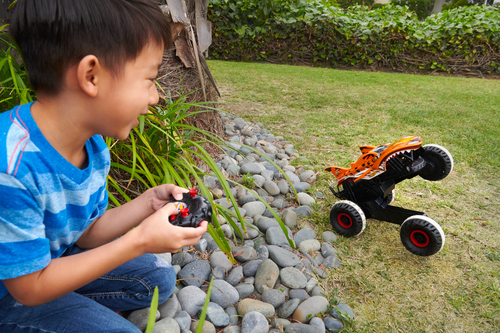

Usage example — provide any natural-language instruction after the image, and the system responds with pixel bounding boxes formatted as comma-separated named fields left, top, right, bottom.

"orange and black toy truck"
left=325, top=136, right=453, bottom=256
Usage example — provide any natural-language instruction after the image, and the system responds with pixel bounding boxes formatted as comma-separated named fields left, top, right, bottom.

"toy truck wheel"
left=400, top=215, right=445, bottom=256
left=384, top=189, right=396, bottom=205
left=419, top=144, right=454, bottom=181
left=330, top=200, right=366, bottom=237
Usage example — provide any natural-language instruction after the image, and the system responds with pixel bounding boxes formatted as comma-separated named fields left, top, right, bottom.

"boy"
left=0, top=0, right=208, bottom=331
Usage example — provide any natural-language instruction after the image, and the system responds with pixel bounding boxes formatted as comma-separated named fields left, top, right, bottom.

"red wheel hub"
left=337, top=213, right=353, bottom=228
left=410, top=230, right=430, bottom=247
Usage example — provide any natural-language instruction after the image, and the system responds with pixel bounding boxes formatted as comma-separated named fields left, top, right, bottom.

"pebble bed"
left=125, top=113, right=354, bottom=333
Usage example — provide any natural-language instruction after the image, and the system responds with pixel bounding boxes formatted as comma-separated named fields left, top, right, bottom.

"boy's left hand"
left=149, top=184, right=188, bottom=212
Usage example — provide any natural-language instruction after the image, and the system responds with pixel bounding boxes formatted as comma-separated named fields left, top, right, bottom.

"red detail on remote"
left=180, top=207, right=190, bottom=217
left=189, top=189, right=197, bottom=197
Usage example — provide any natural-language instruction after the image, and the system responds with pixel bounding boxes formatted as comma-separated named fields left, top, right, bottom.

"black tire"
left=419, top=144, right=454, bottom=181
left=384, top=189, right=395, bottom=205
left=330, top=200, right=366, bottom=237
left=400, top=215, right=445, bottom=256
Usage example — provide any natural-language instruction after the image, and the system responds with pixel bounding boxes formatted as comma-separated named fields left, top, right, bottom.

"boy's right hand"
left=132, top=203, right=208, bottom=254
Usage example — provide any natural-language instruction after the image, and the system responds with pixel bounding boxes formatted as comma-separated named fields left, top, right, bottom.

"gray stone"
left=261, top=170, right=275, bottom=182
left=277, top=298, right=301, bottom=319
left=322, top=231, right=337, bottom=243
left=243, top=201, right=266, bottom=218
left=285, top=323, right=323, bottom=333
left=330, top=303, right=355, bottom=320
left=227, top=266, right=244, bottom=286
left=191, top=320, right=216, bottom=333
left=309, top=317, right=325, bottom=332
left=243, top=259, right=263, bottom=277
left=235, top=223, right=260, bottom=240
left=172, top=252, right=196, bottom=268
left=241, top=311, right=270, bottom=333
left=297, top=193, right=316, bottom=206
left=244, top=277, right=255, bottom=285
left=310, top=286, right=324, bottom=297
left=305, top=278, right=318, bottom=293
left=241, top=163, right=265, bottom=175
left=256, top=217, right=279, bottom=233
left=239, top=194, right=257, bottom=206
left=293, top=182, right=311, bottom=193
left=285, top=171, right=300, bottom=184
left=177, top=286, right=206, bottom=316
left=253, top=175, right=266, bottom=187
left=127, top=307, right=160, bottom=332
left=298, top=240, right=321, bottom=255
left=254, top=259, right=280, bottom=294
left=321, top=243, right=337, bottom=258
left=173, top=311, right=191, bottom=331
left=294, top=228, right=316, bottom=247
left=195, top=239, right=207, bottom=253
left=263, top=181, right=280, bottom=196
left=267, top=245, right=300, bottom=267
left=312, top=253, right=324, bottom=266
left=210, top=251, right=234, bottom=273
left=299, top=170, right=316, bottom=183
left=237, top=299, right=275, bottom=319
left=224, top=326, right=242, bottom=333
left=280, top=267, right=307, bottom=289
left=295, top=205, right=312, bottom=217
left=314, top=268, right=327, bottom=279
left=271, top=198, right=286, bottom=210
left=292, top=296, right=329, bottom=323
left=153, top=317, right=180, bottom=333
left=225, top=306, right=239, bottom=326
left=256, top=245, right=269, bottom=260
left=289, top=289, right=310, bottom=301
left=235, top=283, right=255, bottom=299
left=205, top=302, right=230, bottom=327
left=324, top=317, right=344, bottom=332
left=211, top=266, right=226, bottom=280
left=271, top=318, right=291, bottom=331
left=281, top=209, right=297, bottom=229
left=155, top=253, right=172, bottom=264
left=227, top=164, right=240, bottom=176
left=266, top=226, right=293, bottom=247
left=178, top=260, right=211, bottom=287
left=158, top=293, right=181, bottom=318
left=211, top=279, right=240, bottom=308
left=277, top=179, right=289, bottom=194
left=323, top=255, right=343, bottom=269
left=262, top=289, right=286, bottom=309
left=232, top=246, right=257, bottom=262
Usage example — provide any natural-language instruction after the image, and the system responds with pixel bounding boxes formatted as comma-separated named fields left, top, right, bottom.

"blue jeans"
left=0, top=246, right=176, bottom=333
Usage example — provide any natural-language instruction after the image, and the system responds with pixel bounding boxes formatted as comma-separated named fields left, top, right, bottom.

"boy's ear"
left=77, top=55, right=101, bottom=97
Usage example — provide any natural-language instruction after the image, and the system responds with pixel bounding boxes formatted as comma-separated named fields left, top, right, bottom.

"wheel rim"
left=337, top=213, right=353, bottom=228
left=410, top=230, right=430, bottom=247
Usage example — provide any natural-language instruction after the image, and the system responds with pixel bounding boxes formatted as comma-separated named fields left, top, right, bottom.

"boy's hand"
left=133, top=203, right=208, bottom=254
left=149, top=184, right=188, bottom=212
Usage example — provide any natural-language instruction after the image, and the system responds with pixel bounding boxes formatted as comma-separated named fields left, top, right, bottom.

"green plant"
left=242, top=172, right=255, bottom=188
left=196, top=277, right=215, bottom=333
left=144, top=286, right=159, bottom=333
left=0, top=24, right=34, bottom=112
left=391, top=0, right=434, bottom=19
left=106, top=90, right=297, bottom=261
left=208, top=2, right=500, bottom=75
left=336, top=0, right=375, bottom=8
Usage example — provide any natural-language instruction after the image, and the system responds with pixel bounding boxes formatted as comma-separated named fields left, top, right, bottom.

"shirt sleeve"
left=0, top=173, right=51, bottom=280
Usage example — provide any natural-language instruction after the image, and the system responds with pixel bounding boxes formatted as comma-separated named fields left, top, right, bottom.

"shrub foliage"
left=208, top=1, right=500, bottom=75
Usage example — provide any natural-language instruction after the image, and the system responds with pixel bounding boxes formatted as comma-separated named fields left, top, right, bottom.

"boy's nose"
left=149, top=85, right=159, bottom=106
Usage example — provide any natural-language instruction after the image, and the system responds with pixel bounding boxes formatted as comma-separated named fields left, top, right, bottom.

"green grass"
left=208, top=60, right=500, bottom=332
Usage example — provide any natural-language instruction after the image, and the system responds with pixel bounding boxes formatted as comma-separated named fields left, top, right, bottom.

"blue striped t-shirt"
left=0, top=102, right=110, bottom=299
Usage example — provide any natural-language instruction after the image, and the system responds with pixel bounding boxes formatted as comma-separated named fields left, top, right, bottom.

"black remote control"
left=169, top=189, right=213, bottom=227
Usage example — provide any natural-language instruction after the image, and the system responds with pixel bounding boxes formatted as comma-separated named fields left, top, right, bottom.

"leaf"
left=196, top=277, right=215, bottom=333
left=144, top=286, right=159, bottom=333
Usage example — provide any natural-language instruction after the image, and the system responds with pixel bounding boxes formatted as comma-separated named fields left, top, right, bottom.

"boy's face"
left=94, top=43, right=163, bottom=140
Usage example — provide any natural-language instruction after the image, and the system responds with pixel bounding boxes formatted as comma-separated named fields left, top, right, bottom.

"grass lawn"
left=207, top=60, right=500, bottom=332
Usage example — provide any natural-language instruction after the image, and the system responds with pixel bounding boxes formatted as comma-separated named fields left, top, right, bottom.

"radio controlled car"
left=325, top=136, right=453, bottom=256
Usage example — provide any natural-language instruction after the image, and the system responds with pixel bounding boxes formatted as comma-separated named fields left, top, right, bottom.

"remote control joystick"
left=169, top=189, right=213, bottom=228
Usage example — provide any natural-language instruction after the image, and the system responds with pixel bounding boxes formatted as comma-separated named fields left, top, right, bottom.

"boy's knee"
left=149, top=255, right=176, bottom=304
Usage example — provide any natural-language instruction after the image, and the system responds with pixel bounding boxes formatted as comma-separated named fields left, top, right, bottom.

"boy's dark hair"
left=10, top=0, right=172, bottom=95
